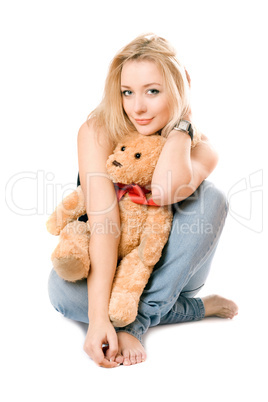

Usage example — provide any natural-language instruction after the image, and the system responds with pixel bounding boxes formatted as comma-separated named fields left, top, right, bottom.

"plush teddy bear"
left=46, top=131, right=173, bottom=327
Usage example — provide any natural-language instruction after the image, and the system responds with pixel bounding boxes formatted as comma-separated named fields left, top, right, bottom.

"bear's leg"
left=52, top=220, right=90, bottom=282
left=109, top=248, right=153, bottom=327
left=138, top=207, right=173, bottom=266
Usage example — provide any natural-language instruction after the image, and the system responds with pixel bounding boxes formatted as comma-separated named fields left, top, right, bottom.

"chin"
left=136, top=126, right=160, bottom=136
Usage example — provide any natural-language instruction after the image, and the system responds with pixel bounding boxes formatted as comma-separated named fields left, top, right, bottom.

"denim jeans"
left=48, top=180, right=229, bottom=343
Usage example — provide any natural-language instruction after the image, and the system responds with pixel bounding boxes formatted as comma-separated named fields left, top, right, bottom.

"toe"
left=123, top=350, right=131, bottom=366
left=115, top=354, right=124, bottom=364
left=130, top=352, right=137, bottom=365
left=123, top=357, right=131, bottom=366
left=136, top=352, right=142, bottom=364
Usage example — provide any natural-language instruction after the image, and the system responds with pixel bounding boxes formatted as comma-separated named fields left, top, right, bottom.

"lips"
left=135, top=118, right=153, bottom=125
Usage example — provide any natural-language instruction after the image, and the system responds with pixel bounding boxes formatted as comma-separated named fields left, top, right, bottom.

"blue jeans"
left=48, top=181, right=229, bottom=343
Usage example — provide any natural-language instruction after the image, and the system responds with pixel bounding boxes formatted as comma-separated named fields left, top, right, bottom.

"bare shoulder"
left=77, top=120, right=119, bottom=214
left=78, top=119, right=114, bottom=156
left=77, top=119, right=115, bottom=189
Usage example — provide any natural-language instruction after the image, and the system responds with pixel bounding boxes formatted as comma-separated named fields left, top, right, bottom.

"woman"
left=48, top=34, right=238, bottom=368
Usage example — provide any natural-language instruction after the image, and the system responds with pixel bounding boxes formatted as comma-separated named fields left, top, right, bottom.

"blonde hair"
left=88, top=33, right=201, bottom=147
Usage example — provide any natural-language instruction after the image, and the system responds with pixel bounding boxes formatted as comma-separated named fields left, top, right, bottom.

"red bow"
left=114, top=183, right=158, bottom=206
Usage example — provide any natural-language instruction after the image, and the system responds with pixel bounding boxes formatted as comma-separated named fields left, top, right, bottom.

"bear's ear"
left=113, top=142, right=125, bottom=154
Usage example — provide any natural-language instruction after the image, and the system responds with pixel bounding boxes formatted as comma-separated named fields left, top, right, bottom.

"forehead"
left=121, top=59, right=163, bottom=85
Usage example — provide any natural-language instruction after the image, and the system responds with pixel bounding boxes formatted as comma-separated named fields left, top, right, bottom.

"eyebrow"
left=121, top=82, right=162, bottom=89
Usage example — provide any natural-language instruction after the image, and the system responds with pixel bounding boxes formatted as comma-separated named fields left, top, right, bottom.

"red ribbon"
left=114, top=183, right=159, bottom=206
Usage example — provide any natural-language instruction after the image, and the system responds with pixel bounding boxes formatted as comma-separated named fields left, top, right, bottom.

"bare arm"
left=151, top=130, right=218, bottom=205
left=78, top=120, right=120, bottom=367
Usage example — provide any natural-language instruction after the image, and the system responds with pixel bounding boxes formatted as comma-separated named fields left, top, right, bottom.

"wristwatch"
left=173, top=120, right=194, bottom=141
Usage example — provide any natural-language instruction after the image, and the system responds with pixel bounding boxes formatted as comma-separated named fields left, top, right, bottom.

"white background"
left=1, top=0, right=267, bottom=401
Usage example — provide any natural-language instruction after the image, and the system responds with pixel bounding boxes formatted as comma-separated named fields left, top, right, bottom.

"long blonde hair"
left=88, top=33, right=201, bottom=147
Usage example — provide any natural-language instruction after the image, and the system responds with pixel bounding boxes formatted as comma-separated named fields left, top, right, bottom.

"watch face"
left=179, top=121, right=189, bottom=131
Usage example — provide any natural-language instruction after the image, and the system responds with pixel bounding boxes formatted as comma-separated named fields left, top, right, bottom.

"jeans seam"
left=181, top=283, right=204, bottom=296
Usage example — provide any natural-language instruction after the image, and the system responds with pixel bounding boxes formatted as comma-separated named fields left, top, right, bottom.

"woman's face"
left=121, top=60, right=171, bottom=135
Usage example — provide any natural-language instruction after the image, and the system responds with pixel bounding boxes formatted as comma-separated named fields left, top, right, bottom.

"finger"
left=99, top=357, right=120, bottom=369
left=84, top=339, right=105, bottom=363
left=85, top=345, right=119, bottom=368
left=90, top=340, right=118, bottom=368
left=105, top=332, right=118, bottom=362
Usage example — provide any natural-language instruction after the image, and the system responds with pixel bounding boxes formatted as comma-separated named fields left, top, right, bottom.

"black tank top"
left=77, top=173, right=88, bottom=222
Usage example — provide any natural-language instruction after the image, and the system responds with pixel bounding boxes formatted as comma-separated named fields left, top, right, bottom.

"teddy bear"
left=46, top=131, right=173, bottom=327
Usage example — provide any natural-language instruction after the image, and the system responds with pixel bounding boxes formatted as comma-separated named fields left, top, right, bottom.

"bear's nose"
left=112, top=160, right=122, bottom=167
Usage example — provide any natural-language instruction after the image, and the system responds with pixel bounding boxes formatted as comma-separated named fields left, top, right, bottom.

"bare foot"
left=115, top=332, right=146, bottom=366
left=202, top=295, right=238, bottom=319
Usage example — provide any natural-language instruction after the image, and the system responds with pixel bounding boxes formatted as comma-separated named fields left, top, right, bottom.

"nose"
left=112, top=160, right=122, bottom=167
left=134, top=95, right=147, bottom=114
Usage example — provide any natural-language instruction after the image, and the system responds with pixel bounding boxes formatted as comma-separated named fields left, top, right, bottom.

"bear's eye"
left=135, top=153, right=141, bottom=159
left=121, top=146, right=126, bottom=151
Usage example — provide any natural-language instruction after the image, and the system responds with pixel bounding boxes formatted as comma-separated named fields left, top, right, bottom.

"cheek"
left=154, top=97, right=170, bottom=115
left=157, top=102, right=170, bottom=121
left=122, top=99, right=131, bottom=115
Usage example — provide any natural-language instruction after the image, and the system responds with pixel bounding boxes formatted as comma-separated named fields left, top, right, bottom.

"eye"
left=121, top=90, right=132, bottom=96
left=147, top=89, right=159, bottom=95
left=135, top=153, right=141, bottom=159
left=121, top=146, right=126, bottom=151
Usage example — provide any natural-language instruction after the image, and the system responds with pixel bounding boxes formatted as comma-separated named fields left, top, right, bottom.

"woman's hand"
left=83, top=317, right=119, bottom=368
